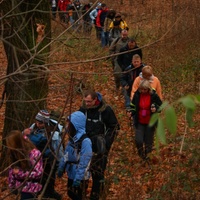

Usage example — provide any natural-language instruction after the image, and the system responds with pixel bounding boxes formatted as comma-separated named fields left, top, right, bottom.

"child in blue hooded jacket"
left=57, top=111, right=92, bottom=200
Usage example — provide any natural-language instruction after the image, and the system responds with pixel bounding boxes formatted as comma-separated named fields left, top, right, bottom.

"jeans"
left=122, top=88, right=131, bottom=108
left=101, top=30, right=109, bottom=47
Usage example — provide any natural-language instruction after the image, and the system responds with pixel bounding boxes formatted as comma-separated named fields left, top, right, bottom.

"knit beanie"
left=97, top=2, right=101, bottom=7
left=35, top=110, right=50, bottom=124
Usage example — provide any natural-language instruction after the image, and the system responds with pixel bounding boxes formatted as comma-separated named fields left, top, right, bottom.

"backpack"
left=85, top=111, right=107, bottom=155
left=30, top=120, right=64, bottom=161
left=67, top=134, right=89, bottom=164
left=28, top=130, right=53, bottom=160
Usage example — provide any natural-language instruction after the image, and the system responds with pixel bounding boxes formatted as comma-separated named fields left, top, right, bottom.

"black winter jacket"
left=117, top=44, right=143, bottom=71
left=79, top=95, right=119, bottom=150
left=120, top=63, right=145, bottom=96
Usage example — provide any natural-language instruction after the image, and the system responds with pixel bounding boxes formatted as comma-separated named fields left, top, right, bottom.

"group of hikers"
left=50, top=1, right=128, bottom=46
left=6, top=90, right=119, bottom=200
left=5, top=1, right=164, bottom=200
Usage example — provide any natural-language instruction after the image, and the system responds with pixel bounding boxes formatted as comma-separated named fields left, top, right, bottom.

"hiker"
left=67, top=0, right=81, bottom=29
left=129, top=80, right=162, bottom=160
left=96, top=3, right=109, bottom=47
left=130, top=65, right=163, bottom=101
left=89, top=2, right=102, bottom=40
left=103, top=9, right=116, bottom=46
left=57, top=111, right=92, bottom=200
left=120, top=54, right=145, bottom=108
left=109, top=13, right=128, bottom=45
left=117, top=37, right=143, bottom=72
left=6, top=130, right=43, bottom=200
left=51, top=0, right=58, bottom=20
left=58, top=0, right=70, bottom=23
left=109, top=29, right=129, bottom=92
left=23, top=110, right=62, bottom=200
left=79, top=90, right=120, bottom=200
left=81, top=3, right=92, bottom=34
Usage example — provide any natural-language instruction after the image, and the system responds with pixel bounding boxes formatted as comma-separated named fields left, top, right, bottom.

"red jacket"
left=96, top=8, right=109, bottom=28
left=58, top=0, right=70, bottom=11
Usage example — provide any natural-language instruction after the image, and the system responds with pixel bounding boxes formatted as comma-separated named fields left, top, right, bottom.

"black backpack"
left=85, top=111, right=107, bottom=155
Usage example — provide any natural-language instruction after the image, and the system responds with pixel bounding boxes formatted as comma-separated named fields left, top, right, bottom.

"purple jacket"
left=8, top=148, right=43, bottom=193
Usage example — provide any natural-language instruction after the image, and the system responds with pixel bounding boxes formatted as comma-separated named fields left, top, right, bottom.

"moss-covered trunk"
left=1, top=0, right=51, bottom=161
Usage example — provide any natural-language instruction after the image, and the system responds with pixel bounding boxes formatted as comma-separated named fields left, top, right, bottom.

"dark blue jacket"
left=117, top=44, right=143, bottom=71
left=121, top=63, right=145, bottom=96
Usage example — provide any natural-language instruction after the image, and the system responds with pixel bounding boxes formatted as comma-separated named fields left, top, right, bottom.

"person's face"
left=140, top=88, right=149, bottom=94
left=128, top=41, right=136, bottom=49
left=121, top=31, right=128, bottom=38
left=132, top=59, right=141, bottom=67
left=35, top=120, right=45, bottom=129
left=143, top=72, right=152, bottom=80
left=115, top=16, right=121, bottom=21
left=84, top=95, right=96, bottom=108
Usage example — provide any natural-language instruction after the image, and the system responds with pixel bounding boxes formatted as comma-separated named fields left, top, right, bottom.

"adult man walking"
left=121, top=54, right=145, bottom=108
left=96, top=3, right=109, bottom=47
left=117, top=37, right=143, bottom=71
left=109, top=29, right=129, bottom=91
left=79, top=90, right=119, bottom=200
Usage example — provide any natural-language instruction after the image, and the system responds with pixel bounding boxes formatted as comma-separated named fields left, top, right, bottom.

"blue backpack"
left=28, top=131, right=52, bottom=159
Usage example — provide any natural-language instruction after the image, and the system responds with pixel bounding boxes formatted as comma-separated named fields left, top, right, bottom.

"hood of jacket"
left=68, top=111, right=86, bottom=142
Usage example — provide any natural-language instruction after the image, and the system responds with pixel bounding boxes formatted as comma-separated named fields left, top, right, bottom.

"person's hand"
left=126, top=108, right=132, bottom=118
left=23, top=128, right=32, bottom=136
left=151, top=104, right=156, bottom=113
left=124, top=85, right=129, bottom=90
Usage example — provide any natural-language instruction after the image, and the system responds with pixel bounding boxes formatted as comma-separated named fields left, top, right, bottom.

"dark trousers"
left=135, top=123, right=155, bottom=159
left=90, top=154, right=108, bottom=200
left=21, top=192, right=35, bottom=200
left=95, top=26, right=101, bottom=40
left=67, top=178, right=89, bottom=200
left=41, top=158, right=57, bottom=197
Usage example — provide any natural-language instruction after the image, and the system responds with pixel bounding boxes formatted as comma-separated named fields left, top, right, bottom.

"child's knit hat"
left=35, top=110, right=50, bottom=124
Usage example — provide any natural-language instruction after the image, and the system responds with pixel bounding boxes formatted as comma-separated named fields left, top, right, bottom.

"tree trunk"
left=0, top=0, right=51, bottom=163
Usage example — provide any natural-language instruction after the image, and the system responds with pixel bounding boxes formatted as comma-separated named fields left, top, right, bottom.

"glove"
left=72, top=180, right=81, bottom=187
left=57, top=169, right=64, bottom=178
